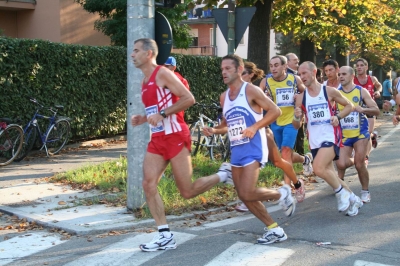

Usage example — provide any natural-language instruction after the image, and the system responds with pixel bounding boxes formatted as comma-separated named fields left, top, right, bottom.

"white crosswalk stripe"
left=63, top=232, right=196, bottom=266
left=0, top=232, right=67, bottom=266
left=205, top=241, right=294, bottom=266
left=354, top=261, right=396, bottom=266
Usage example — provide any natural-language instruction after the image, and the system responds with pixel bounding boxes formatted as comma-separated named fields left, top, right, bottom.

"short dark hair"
left=270, top=55, right=287, bottom=65
left=322, top=59, right=339, bottom=69
left=134, top=38, right=158, bottom=58
left=222, top=54, right=244, bottom=68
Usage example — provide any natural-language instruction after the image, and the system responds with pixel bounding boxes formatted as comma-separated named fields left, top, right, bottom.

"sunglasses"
left=242, top=72, right=249, bottom=76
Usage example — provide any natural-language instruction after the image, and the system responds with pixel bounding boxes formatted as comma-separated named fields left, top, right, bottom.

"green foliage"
left=0, top=37, right=225, bottom=140
left=0, top=37, right=127, bottom=140
left=74, top=0, right=193, bottom=48
left=173, top=54, right=226, bottom=122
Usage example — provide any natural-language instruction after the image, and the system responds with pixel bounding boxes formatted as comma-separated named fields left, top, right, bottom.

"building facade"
left=0, top=0, right=110, bottom=46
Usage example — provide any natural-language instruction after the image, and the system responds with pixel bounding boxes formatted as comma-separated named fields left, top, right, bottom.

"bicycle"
left=14, top=98, right=71, bottom=162
left=0, top=118, right=24, bottom=166
left=189, top=102, right=230, bottom=161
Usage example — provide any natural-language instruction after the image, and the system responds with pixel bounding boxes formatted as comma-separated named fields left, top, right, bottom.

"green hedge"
left=172, top=54, right=226, bottom=123
left=0, top=38, right=225, bottom=140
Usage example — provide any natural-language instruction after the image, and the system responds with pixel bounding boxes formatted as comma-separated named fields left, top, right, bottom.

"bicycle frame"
left=22, top=100, right=63, bottom=156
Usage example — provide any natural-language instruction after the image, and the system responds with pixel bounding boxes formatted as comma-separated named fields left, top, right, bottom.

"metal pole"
left=126, top=0, right=154, bottom=210
left=227, top=0, right=235, bottom=54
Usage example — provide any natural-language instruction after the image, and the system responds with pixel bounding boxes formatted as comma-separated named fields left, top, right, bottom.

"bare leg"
left=142, top=152, right=170, bottom=226
left=266, top=129, right=298, bottom=185
left=336, top=146, right=354, bottom=181
left=171, top=147, right=220, bottom=199
left=367, top=117, right=375, bottom=156
left=313, top=147, right=346, bottom=190
left=233, top=161, right=280, bottom=226
left=353, top=138, right=370, bottom=190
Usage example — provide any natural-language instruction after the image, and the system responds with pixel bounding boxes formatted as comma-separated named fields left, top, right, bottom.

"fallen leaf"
left=58, top=201, right=67, bottom=205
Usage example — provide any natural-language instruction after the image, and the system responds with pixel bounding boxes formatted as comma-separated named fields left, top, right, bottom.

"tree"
left=74, top=0, right=193, bottom=48
left=272, top=0, right=400, bottom=66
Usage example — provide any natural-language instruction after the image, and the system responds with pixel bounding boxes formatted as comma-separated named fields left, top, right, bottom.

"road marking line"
left=0, top=232, right=67, bottom=266
left=354, top=260, right=395, bottom=266
left=205, top=241, right=294, bottom=266
left=64, top=232, right=196, bottom=266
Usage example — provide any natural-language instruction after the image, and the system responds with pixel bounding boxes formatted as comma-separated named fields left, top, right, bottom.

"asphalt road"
left=1, top=118, right=399, bottom=266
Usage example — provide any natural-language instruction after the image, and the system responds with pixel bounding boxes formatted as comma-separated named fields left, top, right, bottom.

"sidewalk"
left=0, top=136, right=233, bottom=235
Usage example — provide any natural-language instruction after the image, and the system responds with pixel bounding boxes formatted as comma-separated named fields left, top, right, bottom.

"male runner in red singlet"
left=353, top=58, right=382, bottom=165
left=130, top=38, right=232, bottom=252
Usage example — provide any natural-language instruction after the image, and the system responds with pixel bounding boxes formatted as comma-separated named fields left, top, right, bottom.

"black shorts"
left=311, top=142, right=340, bottom=161
left=383, top=96, right=392, bottom=101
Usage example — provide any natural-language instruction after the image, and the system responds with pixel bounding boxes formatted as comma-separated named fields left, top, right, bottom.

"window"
left=210, top=28, right=214, bottom=46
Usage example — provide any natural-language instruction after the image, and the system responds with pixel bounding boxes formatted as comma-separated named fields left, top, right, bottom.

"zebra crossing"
left=0, top=222, right=396, bottom=266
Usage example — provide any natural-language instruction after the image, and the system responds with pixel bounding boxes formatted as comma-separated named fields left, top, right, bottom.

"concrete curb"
left=0, top=202, right=239, bottom=236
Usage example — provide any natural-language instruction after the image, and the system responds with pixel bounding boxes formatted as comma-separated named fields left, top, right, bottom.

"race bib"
left=340, top=112, right=359, bottom=130
left=145, top=105, right=164, bottom=133
left=308, top=103, right=331, bottom=126
left=276, top=88, right=294, bottom=107
left=227, top=116, right=249, bottom=146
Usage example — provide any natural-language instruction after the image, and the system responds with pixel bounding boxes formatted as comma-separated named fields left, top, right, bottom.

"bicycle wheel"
left=14, top=126, right=37, bottom=162
left=209, top=134, right=229, bottom=161
left=189, top=122, right=201, bottom=156
left=45, top=119, right=71, bottom=155
left=0, top=125, right=24, bottom=166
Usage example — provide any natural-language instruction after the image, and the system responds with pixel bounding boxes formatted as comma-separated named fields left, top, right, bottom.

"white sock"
left=279, top=187, right=288, bottom=201
left=350, top=192, right=356, bottom=203
left=334, top=185, right=342, bottom=193
left=216, top=171, right=227, bottom=182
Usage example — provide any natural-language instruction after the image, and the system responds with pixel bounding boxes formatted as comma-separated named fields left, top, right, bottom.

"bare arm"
left=328, top=86, right=354, bottom=126
left=293, top=92, right=305, bottom=129
left=146, top=67, right=195, bottom=126
left=372, top=76, right=382, bottom=92
left=243, top=84, right=281, bottom=139
left=354, top=88, right=380, bottom=116
left=295, top=75, right=306, bottom=93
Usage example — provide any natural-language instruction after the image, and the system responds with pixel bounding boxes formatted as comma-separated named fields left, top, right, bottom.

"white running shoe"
left=257, top=227, right=288, bottom=245
left=360, top=191, right=371, bottom=203
left=278, top=184, right=296, bottom=217
left=218, top=162, right=233, bottom=185
left=235, top=202, right=249, bottom=212
left=335, top=188, right=351, bottom=212
left=139, top=233, right=177, bottom=252
left=302, top=152, right=314, bottom=176
left=346, top=196, right=363, bottom=216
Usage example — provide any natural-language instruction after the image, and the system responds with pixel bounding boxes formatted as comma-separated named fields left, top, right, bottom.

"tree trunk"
left=335, top=46, right=347, bottom=67
left=300, top=38, right=316, bottom=63
left=247, top=0, right=273, bottom=74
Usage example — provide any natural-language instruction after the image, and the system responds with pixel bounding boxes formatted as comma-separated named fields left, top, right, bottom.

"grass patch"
left=52, top=145, right=309, bottom=219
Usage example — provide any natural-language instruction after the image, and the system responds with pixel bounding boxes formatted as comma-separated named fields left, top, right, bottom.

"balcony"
left=172, top=46, right=217, bottom=56
left=0, top=0, right=36, bottom=10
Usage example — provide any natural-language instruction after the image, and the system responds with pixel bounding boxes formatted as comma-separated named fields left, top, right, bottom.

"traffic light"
left=163, top=0, right=184, bottom=8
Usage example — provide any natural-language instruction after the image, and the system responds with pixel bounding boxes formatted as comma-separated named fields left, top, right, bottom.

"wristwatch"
left=160, top=110, right=167, bottom=118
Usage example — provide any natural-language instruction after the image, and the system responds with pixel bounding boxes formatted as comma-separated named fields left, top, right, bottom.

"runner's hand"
left=330, top=115, right=339, bottom=127
left=294, top=107, right=302, bottom=118
left=354, top=105, right=364, bottom=113
left=203, top=126, right=214, bottom=136
left=147, top=114, right=164, bottom=127
left=131, top=115, right=147, bottom=126
left=241, top=126, right=257, bottom=139
left=393, top=115, right=400, bottom=126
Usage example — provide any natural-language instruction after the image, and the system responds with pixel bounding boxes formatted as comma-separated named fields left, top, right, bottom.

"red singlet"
left=354, top=75, right=375, bottom=99
left=141, top=66, right=189, bottom=137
